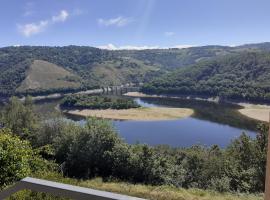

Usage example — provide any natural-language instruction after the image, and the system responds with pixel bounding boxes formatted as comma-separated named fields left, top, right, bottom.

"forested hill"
left=142, top=51, right=270, bottom=102
left=1, top=43, right=270, bottom=97
left=0, top=46, right=159, bottom=96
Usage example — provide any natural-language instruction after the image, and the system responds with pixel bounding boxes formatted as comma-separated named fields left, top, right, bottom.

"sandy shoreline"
left=238, top=103, right=270, bottom=122
left=125, top=92, right=270, bottom=122
left=66, top=107, right=194, bottom=121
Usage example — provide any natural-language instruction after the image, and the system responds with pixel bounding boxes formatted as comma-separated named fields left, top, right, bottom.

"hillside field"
left=17, top=60, right=81, bottom=93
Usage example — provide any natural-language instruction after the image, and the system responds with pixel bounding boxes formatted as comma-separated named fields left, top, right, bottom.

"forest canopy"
left=142, top=52, right=270, bottom=103
left=60, top=94, right=140, bottom=109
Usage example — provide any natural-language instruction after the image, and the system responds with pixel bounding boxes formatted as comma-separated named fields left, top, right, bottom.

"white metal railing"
left=0, top=177, right=146, bottom=200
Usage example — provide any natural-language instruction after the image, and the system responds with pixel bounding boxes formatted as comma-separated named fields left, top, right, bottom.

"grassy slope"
left=9, top=173, right=262, bottom=200
left=17, top=60, right=81, bottom=92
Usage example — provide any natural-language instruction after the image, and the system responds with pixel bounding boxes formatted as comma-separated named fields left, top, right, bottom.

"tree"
left=0, top=129, right=34, bottom=188
left=1, top=96, right=39, bottom=140
left=64, top=117, right=121, bottom=178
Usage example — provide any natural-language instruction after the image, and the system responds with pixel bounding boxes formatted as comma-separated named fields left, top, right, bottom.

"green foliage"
left=0, top=46, right=159, bottom=96
left=0, top=96, right=268, bottom=195
left=61, top=95, right=140, bottom=109
left=142, top=52, right=270, bottom=102
left=1, top=96, right=39, bottom=140
left=0, top=129, right=50, bottom=188
left=1, top=43, right=268, bottom=97
left=64, top=118, right=121, bottom=178
left=34, top=114, right=268, bottom=193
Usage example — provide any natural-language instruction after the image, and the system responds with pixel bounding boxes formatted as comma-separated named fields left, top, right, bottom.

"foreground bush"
left=0, top=129, right=35, bottom=188
left=0, top=128, right=55, bottom=189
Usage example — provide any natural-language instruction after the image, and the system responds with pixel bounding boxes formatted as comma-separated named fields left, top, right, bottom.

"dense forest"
left=1, top=42, right=270, bottom=98
left=0, top=46, right=158, bottom=96
left=60, top=94, right=140, bottom=109
left=0, top=97, right=268, bottom=199
left=142, top=51, right=270, bottom=103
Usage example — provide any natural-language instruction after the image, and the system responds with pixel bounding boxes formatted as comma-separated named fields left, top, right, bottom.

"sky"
left=1, top=0, right=270, bottom=49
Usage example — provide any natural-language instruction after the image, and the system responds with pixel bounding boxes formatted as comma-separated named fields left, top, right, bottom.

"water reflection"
left=0, top=95, right=256, bottom=147
left=62, top=97, right=258, bottom=148
left=113, top=118, right=254, bottom=148
left=138, top=97, right=259, bottom=131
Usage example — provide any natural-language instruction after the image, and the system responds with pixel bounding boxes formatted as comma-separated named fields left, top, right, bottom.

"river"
left=32, top=96, right=259, bottom=148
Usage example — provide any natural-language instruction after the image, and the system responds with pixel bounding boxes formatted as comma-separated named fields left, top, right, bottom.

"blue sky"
left=1, top=0, right=270, bottom=49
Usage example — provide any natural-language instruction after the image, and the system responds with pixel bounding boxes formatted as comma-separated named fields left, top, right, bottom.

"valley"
left=2, top=43, right=270, bottom=102
left=2, top=1, right=270, bottom=199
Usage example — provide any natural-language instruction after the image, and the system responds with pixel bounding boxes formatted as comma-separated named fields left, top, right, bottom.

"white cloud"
left=98, top=16, right=132, bottom=27
left=52, top=10, right=69, bottom=23
left=18, top=20, right=49, bottom=37
left=97, top=44, right=194, bottom=50
left=98, top=44, right=118, bottom=50
left=165, top=31, right=175, bottom=37
left=18, top=10, right=69, bottom=37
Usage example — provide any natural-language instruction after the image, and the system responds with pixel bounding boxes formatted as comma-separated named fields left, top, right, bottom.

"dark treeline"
left=0, top=96, right=268, bottom=194
left=142, top=52, right=270, bottom=103
left=60, top=94, right=140, bottom=109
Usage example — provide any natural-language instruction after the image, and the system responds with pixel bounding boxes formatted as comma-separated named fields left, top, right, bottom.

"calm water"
left=112, top=98, right=256, bottom=148
left=24, top=95, right=260, bottom=148
left=60, top=97, right=258, bottom=148
left=0, top=95, right=259, bottom=147
left=113, top=118, right=254, bottom=148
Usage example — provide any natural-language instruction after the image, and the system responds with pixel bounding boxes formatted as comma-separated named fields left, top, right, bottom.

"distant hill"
left=236, top=42, right=270, bottom=51
left=142, top=51, right=270, bottom=102
left=116, top=45, right=234, bottom=70
left=17, top=60, right=81, bottom=94
left=0, top=43, right=270, bottom=97
left=0, top=46, right=159, bottom=96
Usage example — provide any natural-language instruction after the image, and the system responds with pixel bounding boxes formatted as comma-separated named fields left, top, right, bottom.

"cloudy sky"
left=1, top=0, right=270, bottom=49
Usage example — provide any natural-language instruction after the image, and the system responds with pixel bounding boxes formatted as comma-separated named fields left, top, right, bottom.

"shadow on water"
left=138, top=97, right=260, bottom=131
left=0, top=95, right=261, bottom=148
left=5, top=94, right=260, bottom=132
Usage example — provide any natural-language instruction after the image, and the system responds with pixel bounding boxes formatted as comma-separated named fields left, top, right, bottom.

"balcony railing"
left=0, top=177, right=146, bottom=200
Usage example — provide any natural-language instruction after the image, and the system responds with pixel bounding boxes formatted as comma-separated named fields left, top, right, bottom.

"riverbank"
left=125, top=92, right=270, bottom=122
left=238, top=103, right=270, bottom=122
left=123, top=92, right=219, bottom=102
left=65, top=107, right=194, bottom=121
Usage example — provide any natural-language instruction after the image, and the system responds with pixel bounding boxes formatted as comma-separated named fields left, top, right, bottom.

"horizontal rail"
left=0, top=177, right=146, bottom=200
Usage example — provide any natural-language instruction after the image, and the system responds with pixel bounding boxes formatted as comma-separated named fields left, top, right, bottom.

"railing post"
left=265, top=113, right=270, bottom=200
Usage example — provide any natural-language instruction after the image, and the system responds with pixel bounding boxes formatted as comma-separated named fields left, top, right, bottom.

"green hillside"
left=17, top=60, right=81, bottom=94
left=1, top=43, right=270, bottom=97
left=115, top=45, right=235, bottom=70
left=0, top=46, right=160, bottom=96
left=142, top=51, right=270, bottom=102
